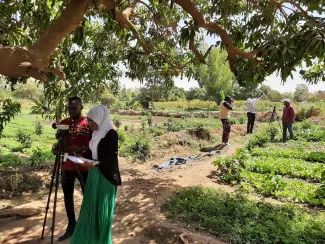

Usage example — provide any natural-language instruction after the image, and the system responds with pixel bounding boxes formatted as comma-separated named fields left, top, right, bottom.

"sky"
left=120, top=73, right=325, bottom=93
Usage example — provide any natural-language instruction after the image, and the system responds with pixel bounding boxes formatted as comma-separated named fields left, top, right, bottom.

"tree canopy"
left=199, top=48, right=234, bottom=102
left=1, top=0, right=325, bottom=90
left=294, top=83, right=309, bottom=101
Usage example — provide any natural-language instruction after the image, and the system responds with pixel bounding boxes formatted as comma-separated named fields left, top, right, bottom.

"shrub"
left=147, top=113, right=153, bottom=127
left=188, top=124, right=211, bottom=140
left=16, top=130, right=32, bottom=148
left=141, top=120, right=147, bottom=134
left=0, top=152, right=25, bottom=168
left=149, top=127, right=164, bottom=137
left=247, top=132, right=269, bottom=150
left=230, top=117, right=238, bottom=125
left=295, top=106, right=321, bottom=121
left=112, top=117, right=122, bottom=129
left=34, top=120, right=44, bottom=136
left=100, top=91, right=117, bottom=107
left=130, top=137, right=151, bottom=162
left=12, top=80, right=43, bottom=102
left=266, top=124, right=279, bottom=142
left=131, top=101, right=142, bottom=110
left=213, top=149, right=249, bottom=184
left=239, top=116, right=246, bottom=124
left=165, top=117, right=185, bottom=132
left=30, top=147, right=51, bottom=166
left=118, top=130, right=127, bottom=144
left=124, top=125, right=129, bottom=131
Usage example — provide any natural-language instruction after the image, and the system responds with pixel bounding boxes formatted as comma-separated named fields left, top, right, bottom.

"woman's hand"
left=82, top=160, right=97, bottom=169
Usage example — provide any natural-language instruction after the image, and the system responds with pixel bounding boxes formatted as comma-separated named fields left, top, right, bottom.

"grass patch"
left=163, top=187, right=325, bottom=244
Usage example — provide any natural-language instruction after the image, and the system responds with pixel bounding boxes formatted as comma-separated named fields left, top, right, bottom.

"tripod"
left=41, top=124, right=85, bottom=243
left=269, top=106, right=282, bottom=130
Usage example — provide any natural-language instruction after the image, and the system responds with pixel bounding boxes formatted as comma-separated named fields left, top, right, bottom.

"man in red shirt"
left=282, top=98, right=295, bottom=142
left=52, top=96, right=92, bottom=241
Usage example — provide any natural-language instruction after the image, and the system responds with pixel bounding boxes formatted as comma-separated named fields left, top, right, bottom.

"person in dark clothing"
left=282, top=98, right=295, bottom=142
left=246, top=94, right=262, bottom=134
left=71, top=105, right=121, bottom=244
left=219, top=96, right=234, bottom=146
left=51, top=97, right=92, bottom=241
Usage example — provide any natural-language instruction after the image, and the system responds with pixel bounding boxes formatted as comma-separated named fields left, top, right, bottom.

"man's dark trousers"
left=247, top=112, right=256, bottom=134
left=62, top=170, right=88, bottom=227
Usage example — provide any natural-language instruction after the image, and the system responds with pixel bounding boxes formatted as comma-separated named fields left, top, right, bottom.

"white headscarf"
left=87, top=105, right=113, bottom=160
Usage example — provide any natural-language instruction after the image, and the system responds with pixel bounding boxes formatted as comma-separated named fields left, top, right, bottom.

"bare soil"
left=0, top=128, right=247, bottom=244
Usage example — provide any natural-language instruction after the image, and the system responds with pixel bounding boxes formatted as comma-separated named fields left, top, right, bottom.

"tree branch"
left=189, top=32, right=206, bottom=63
left=31, top=0, right=88, bottom=58
left=113, top=0, right=153, bottom=53
left=284, top=0, right=309, bottom=19
left=204, top=45, right=214, bottom=59
left=115, top=15, right=152, bottom=53
left=173, top=0, right=259, bottom=62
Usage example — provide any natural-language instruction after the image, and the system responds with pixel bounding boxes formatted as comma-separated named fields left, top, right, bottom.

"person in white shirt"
left=246, top=94, right=262, bottom=134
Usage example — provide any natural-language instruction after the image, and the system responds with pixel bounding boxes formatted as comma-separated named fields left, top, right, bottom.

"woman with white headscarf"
left=71, top=105, right=121, bottom=244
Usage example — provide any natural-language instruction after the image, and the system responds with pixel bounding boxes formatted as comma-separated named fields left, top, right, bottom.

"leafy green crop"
left=246, top=156, right=323, bottom=182
left=242, top=171, right=325, bottom=206
left=251, top=148, right=325, bottom=163
left=215, top=146, right=325, bottom=207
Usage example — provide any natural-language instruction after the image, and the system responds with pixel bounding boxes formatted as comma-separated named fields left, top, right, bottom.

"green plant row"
left=241, top=171, right=325, bottom=207
left=246, top=156, right=324, bottom=182
left=295, top=127, right=325, bottom=142
left=163, top=187, right=325, bottom=244
left=214, top=149, right=325, bottom=206
left=0, top=148, right=54, bottom=169
left=251, top=147, right=325, bottom=163
left=0, top=138, right=52, bottom=155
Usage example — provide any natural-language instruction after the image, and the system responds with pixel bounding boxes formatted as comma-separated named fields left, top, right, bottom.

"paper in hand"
left=65, top=155, right=99, bottom=165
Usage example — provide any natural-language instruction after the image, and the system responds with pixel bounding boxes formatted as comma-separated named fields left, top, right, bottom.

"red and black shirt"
left=60, top=116, right=92, bottom=171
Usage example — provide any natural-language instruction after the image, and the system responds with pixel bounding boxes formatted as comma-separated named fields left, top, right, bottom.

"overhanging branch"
left=173, top=0, right=259, bottom=63
left=189, top=32, right=206, bottom=63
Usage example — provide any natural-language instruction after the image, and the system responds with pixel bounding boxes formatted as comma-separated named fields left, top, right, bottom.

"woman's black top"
left=86, top=129, right=121, bottom=186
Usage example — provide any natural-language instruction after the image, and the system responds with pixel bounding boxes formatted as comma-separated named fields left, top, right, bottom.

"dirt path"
left=0, top=139, right=244, bottom=244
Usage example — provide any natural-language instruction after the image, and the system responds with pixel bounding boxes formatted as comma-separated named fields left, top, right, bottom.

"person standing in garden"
left=282, top=98, right=295, bottom=142
left=51, top=96, right=92, bottom=241
left=219, top=96, right=233, bottom=146
left=246, top=94, right=263, bottom=134
left=71, top=105, right=121, bottom=244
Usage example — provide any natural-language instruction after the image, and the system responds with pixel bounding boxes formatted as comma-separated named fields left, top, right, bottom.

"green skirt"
left=70, top=167, right=117, bottom=244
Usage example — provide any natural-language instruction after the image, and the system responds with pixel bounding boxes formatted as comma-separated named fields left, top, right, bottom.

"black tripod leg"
left=51, top=141, right=64, bottom=244
left=41, top=149, right=60, bottom=239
